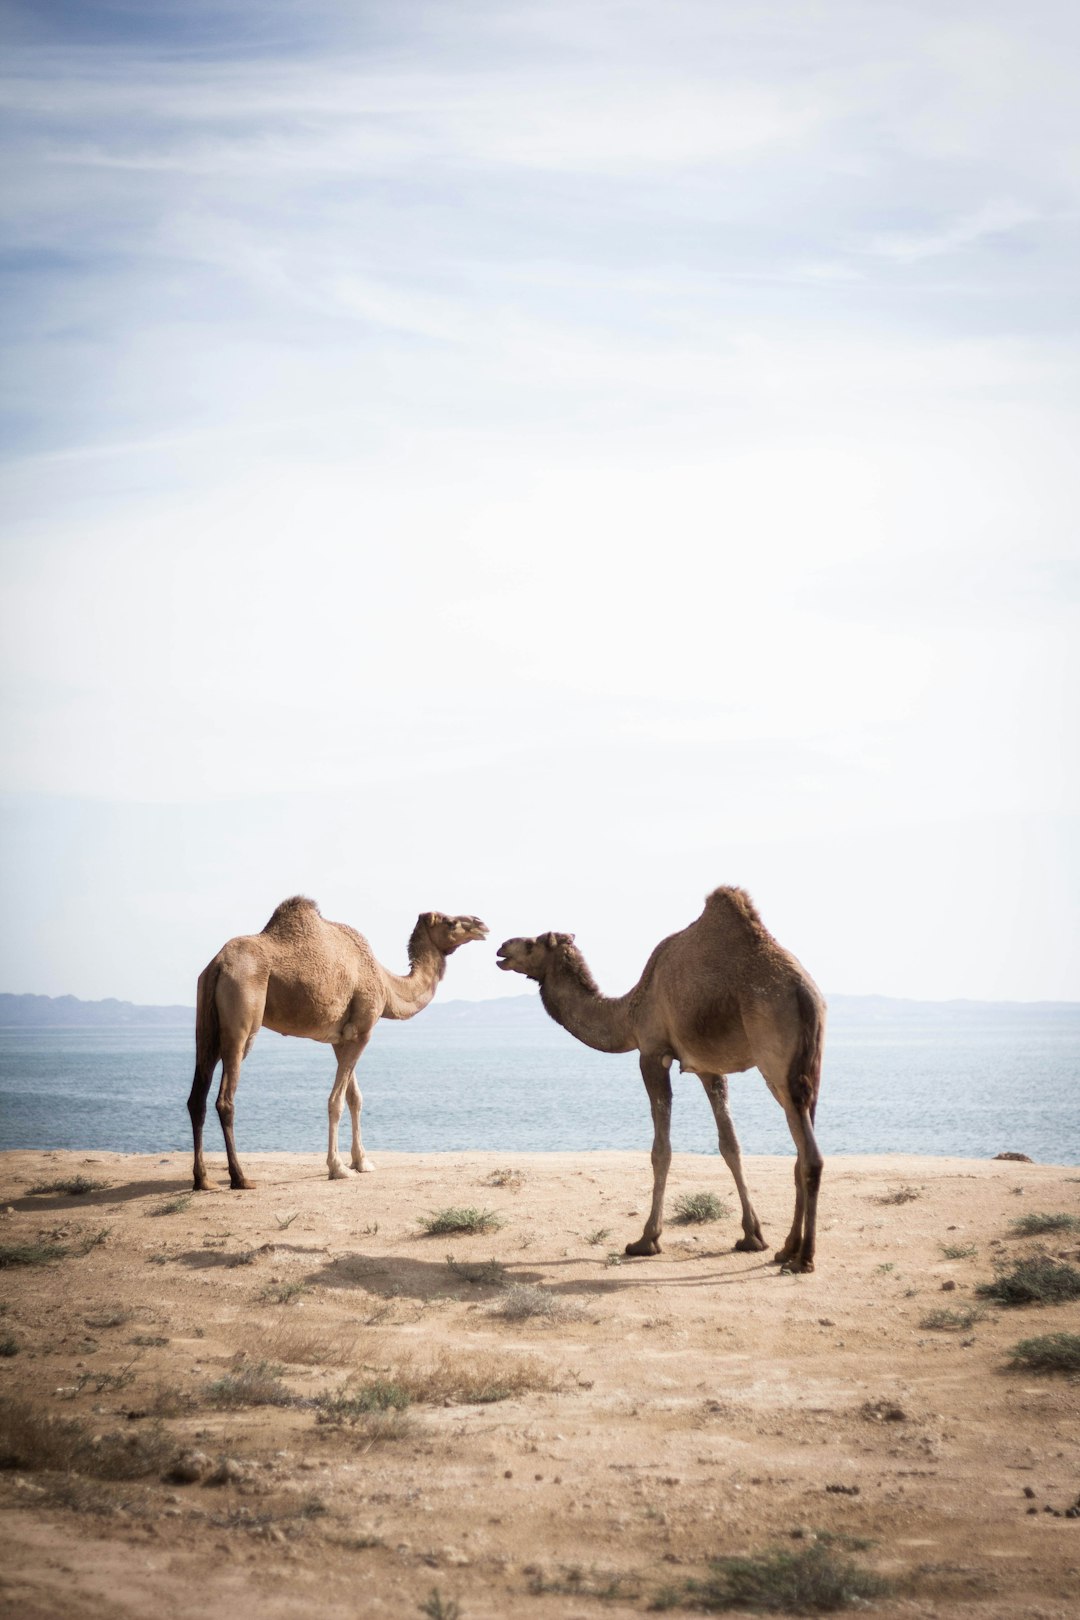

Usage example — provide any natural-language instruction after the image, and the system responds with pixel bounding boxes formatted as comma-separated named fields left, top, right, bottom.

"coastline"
left=2, top=1149, right=1078, bottom=1618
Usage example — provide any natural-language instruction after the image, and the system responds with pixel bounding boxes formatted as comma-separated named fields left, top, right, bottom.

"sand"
left=1, top=1147, right=1078, bottom=1619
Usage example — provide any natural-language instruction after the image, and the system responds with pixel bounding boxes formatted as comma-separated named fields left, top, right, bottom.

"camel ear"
left=541, top=931, right=559, bottom=948
left=426, top=912, right=439, bottom=928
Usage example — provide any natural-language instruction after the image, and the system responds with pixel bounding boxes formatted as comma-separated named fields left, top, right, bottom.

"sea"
left=0, top=999, right=1077, bottom=1164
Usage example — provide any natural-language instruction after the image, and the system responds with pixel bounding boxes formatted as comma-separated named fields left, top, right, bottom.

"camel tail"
left=192, top=959, right=222, bottom=1090
left=788, top=981, right=825, bottom=1122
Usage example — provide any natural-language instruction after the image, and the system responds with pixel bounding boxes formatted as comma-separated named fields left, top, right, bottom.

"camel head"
left=495, top=932, right=575, bottom=981
left=419, top=912, right=489, bottom=955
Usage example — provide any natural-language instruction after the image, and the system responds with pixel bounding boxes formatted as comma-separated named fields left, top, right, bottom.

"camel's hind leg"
left=771, top=1102, right=823, bottom=1273
left=212, top=967, right=265, bottom=1191
left=700, top=1074, right=766, bottom=1252
left=625, top=1055, right=673, bottom=1257
left=215, top=1028, right=258, bottom=1190
left=188, top=1067, right=214, bottom=1192
left=328, top=1032, right=372, bottom=1180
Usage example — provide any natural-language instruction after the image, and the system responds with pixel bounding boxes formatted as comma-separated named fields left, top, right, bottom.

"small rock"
left=1024, top=1486, right=1036, bottom=1499
left=994, top=1152, right=1033, bottom=1162
left=207, top=1457, right=244, bottom=1486
left=165, top=1450, right=210, bottom=1485
left=941, top=1279, right=957, bottom=1292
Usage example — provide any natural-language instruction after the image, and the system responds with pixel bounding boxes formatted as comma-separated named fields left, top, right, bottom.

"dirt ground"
left=1, top=1147, right=1078, bottom=1620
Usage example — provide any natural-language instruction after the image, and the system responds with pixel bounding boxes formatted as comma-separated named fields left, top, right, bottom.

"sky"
left=0, top=0, right=1077, bottom=1006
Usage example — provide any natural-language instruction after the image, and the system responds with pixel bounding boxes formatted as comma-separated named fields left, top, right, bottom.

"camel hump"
left=704, top=885, right=766, bottom=931
left=262, top=895, right=321, bottom=934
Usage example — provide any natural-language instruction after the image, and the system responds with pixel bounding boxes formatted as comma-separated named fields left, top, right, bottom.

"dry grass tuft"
left=151, top=1194, right=193, bottom=1217
left=417, top=1207, right=504, bottom=1236
left=405, top=1347, right=552, bottom=1403
left=652, top=1538, right=892, bottom=1612
left=920, top=1306, right=983, bottom=1332
left=673, top=1190, right=730, bottom=1224
left=1008, top=1211, right=1080, bottom=1237
left=204, top=1359, right=294, bottom=1408
left=262, top=1320, right=358, bottom=1367
left=445, top=1254, right=508, bottom=1287
left=492, top=1283, right=587, bottom=1325
left=483, top=1168, right=524, bottom=1190
left=0, top=1397, right=176, bottom=1480
left=25, top=1176, right=109, bottom=1197
left=527, top=1565, right=641, bottom=1601
left=0, top=1241, right=69, bottom=1267
left=874, top=1185, right=921, bottom=1206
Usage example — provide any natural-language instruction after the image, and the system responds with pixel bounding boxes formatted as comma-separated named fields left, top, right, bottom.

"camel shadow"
left=172, top=1249, right=259, bottom=1270
left=10, top=1178, right=192, bottom=1213
left=311, top=1249, right=549, bottom=1302
left=305, top=1244, right=780, bottom=1305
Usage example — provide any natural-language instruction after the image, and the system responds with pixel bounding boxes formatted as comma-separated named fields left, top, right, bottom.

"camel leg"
left=772, top=1104, right=823, bottom=1273
left=215, top=1036, right=255, bottom=1191
left=700, top=1074, right=766, bottom=1252
left=187, top=1065, right=214, bottom=1192
left=327, top=1035, right=371, bottom=1180
left=328, top=1033, right=375, bottom=1177
left=625, top=1056, right=673, bottom=1257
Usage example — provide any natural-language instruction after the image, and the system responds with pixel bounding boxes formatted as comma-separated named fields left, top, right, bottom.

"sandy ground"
left=1, top=1147, right=1078, bottom=1620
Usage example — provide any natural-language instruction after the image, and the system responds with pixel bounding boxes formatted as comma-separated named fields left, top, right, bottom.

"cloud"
left=866, top=199, right=1041, bottom=263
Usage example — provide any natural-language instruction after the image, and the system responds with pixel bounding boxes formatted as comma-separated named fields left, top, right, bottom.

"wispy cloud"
left=867, top=199, right=1042, bottom=263
left=1, top=0, right=1078, bottom=1001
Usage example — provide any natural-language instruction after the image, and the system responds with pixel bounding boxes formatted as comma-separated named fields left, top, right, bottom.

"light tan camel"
left=188, top=896, right=488, bottom=1191
left=497, top=886, right=825, bottom=1272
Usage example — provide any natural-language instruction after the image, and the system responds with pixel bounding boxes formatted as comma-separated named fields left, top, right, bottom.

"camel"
left=188, top=897, right=488, bottom=1192
left=496, top=886, right=826, bottom=1272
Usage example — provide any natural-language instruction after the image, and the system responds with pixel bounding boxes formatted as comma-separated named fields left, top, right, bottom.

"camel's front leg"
left=625, top=1056, right=673, bottom=1257
left=700, top=1074, right=767, bottom=1252
left=328, top=1036, right=372, bottom=1180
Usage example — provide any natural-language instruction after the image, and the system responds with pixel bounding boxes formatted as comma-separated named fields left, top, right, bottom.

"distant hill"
left=1, top=989, right=1076, bottom=1034
left=0, top=993, right=194, bottom=1028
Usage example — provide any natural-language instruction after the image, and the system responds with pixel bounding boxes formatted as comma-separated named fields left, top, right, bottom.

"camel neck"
left=539, top=963, right=635, bottom=1054
left=381, top=939, right=447, bottom=1020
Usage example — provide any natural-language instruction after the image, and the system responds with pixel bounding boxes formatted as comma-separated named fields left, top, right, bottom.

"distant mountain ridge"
left=0, top=993, right=194, bottom=1028
left=1, top=989, right=1077, bottom=1031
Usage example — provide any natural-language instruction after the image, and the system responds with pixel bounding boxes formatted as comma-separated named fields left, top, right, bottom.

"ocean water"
left=0, top=1009, right=1077, bottom=1164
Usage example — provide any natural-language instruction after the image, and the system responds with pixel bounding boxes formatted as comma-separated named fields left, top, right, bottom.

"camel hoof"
left=780, top=1257, right=815, bottom=1274
left=734, top=1236, right=768, bottom=1253
left=328, top=1163, right=350, bottom=1181
left=625, top=1238, right=661, bottom=1257
left=353, top=1159, right=376, bottom=1174
left=230, top=1179, right=256, bottom=1191
left=192, top=1180, right=209, bottom=1193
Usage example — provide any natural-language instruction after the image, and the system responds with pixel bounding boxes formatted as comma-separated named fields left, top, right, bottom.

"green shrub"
left=977, top=1254, right=1080, bottom=1306
left=1005, top=1332, right=1080, bottom=1376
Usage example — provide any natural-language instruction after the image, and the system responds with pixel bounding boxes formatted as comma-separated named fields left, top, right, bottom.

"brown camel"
left=496, top=886, right=825, bottom=1272
left=188, top=897, right=488, bottom=1191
